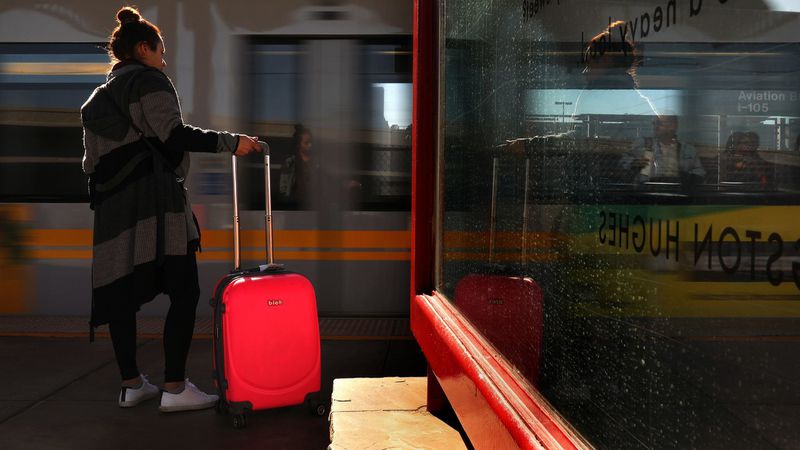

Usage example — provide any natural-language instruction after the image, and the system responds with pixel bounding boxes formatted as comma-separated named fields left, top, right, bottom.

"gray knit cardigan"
left=81, top=63, right=238, bottom=329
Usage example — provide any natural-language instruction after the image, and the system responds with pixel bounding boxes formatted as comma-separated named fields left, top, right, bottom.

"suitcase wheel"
left=305, top=397, right=327, bottom=416
left=232, top=413, right=247, bottom=429
left=214, top=400, right=228, bottom=415
left=312, top=403, right=327, bottom=416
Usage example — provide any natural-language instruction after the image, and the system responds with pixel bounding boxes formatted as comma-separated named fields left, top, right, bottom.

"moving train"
left=0, top=1, right=413, bottom=317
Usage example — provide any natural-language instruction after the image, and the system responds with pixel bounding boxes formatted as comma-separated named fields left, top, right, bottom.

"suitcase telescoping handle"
left=489, top=152, right=530, bottom=266
left=231, top=141, right=274, bottom=270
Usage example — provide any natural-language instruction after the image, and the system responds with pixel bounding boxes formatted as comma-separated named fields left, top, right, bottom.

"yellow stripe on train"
left=21, top=229, right=411, bottom=261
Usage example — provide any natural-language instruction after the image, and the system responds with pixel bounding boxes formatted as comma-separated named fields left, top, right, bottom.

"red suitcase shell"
left=453, top=153, right=544, bottom=387
left=212, top=269, right=322, bottom=424
left=211, top=144, right=324, bottom=429
left=454, top=274, right=543, bottom=386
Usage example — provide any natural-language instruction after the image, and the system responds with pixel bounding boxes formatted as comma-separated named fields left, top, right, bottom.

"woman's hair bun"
left=116, top=7, right=141, bottom=25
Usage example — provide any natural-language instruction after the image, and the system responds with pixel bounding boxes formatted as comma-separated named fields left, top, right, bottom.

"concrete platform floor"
left=0, top=335, right=427, bottom=449
left=329, top=377, right=468, bottom=450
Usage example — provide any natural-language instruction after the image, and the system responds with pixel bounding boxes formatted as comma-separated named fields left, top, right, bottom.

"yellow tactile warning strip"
left=0, top=316, right=412, bottom=341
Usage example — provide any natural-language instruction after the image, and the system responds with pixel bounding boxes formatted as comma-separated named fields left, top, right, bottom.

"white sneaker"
left=118, top=374, right=159, bottom=408
left=158, top=379, right=219, bottom=413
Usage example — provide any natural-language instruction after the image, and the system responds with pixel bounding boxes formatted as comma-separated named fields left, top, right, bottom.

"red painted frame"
left=410, top=1, right=589, bottom=448
left=411, top=0, right=437, bottom=301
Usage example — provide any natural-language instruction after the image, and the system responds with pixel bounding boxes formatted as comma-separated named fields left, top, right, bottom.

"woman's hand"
left=234, top=135, right=262, bottom=156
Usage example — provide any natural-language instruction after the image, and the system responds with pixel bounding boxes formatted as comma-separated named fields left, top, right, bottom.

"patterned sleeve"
left=135, top=70, right=239, bottom=154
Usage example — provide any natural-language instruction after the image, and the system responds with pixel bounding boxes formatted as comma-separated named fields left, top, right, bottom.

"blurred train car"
left=0, top=1, right=412, bottom=317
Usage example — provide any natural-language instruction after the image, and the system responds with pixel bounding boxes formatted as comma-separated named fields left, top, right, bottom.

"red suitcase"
left=454, top=154, right=544, bottom=386
left=211, top=143, right=325, bottom=429
left=454, top=274, right=543, bottom=385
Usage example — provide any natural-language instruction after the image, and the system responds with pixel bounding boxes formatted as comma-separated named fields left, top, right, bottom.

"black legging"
left=109, top=255, right=200, bottom=383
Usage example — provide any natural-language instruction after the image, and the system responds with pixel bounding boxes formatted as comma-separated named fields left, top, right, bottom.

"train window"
left=250, top=42, right=301, bottom=128
left=361, top=42, right=412, bottom=210
left=242, top=37, right=411, bottom=212
left=0, top=43, right=106, bottom=202
left=438, top=1, right=800, bottom=448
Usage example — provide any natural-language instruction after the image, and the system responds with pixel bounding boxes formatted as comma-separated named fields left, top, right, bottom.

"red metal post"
left=411, top=0, right=437, bottom=301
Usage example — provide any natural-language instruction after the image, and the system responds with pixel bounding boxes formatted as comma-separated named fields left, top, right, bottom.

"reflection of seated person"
left=279, top=124, right=314, bottom=205
left=620, top=114, right=706, bottom=186
left=722, top=131, right=770, bottom=186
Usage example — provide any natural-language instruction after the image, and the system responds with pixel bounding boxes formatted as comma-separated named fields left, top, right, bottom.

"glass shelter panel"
left=439, top=1, right=800, bottom=448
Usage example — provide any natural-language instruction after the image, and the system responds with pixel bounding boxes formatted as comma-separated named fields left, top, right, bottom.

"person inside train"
left=81, top=6, right=261, bottom=412
left=278, top=124, right=363, bottom=209
left=279, top=123, right=315, bottom=206
left=722, top=131, right=771, bottom=187
left=620, top=114, right=706, bottom=187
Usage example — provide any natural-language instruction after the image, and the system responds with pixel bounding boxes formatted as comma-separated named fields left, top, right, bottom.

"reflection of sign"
left=522, top=0, right=562, bottom=21
left=569, top=0, right=734, bottom=64
left=597, top=209, right=800, bottom=289
left=698, top=90, right=800, bottom=116
left=737, top=90, right=796, bottom=114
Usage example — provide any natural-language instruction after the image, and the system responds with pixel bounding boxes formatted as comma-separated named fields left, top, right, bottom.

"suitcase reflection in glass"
left=454, top=274, right=544, bottom=386
left=454, top=153, right=544, bottom=387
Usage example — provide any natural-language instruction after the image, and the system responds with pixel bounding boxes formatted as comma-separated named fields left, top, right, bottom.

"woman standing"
left=81, top=6, right=261, bottom=412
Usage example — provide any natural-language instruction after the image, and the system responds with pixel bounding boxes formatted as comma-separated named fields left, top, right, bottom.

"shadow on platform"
left=0, top=324, right=426, bottom=449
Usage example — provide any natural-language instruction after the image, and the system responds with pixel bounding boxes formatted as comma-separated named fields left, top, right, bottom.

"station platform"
left=0, top=316, right=435, bottom=449
left=329, top=377, right=467, bottom=449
